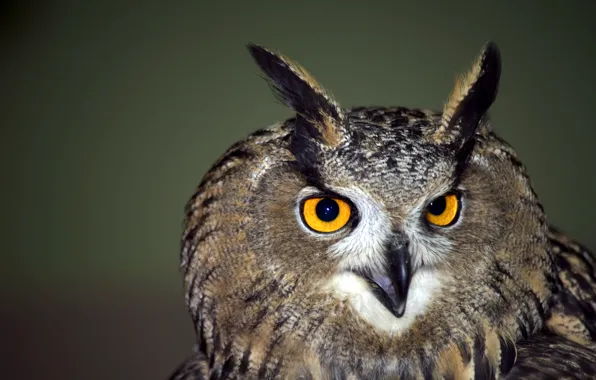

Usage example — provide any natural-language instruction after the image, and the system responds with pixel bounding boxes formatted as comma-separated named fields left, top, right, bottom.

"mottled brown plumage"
left=169, top=42, right=596, bottom=379
left=546, top=228, right=596, bottom=347
left=506, top=333, right=596, bottom=379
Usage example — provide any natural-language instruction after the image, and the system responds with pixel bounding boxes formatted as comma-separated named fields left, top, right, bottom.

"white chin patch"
left=326, top=268, right=442, bottom=335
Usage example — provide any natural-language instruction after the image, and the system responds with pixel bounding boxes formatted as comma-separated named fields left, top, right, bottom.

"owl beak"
left=386, top=244, right=412, bottom=317
left=365, top=243, right=412, bottom=318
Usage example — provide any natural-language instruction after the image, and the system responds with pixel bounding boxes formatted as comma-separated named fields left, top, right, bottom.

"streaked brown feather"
left=546, top=227, right=596, bottom=345
left=168, top=43, right=596, bottom=379
left=505, top=333, right=596, bottom=379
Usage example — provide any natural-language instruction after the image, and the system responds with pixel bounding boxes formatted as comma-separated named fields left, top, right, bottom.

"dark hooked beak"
left=363, top=240, right=412, bottom=318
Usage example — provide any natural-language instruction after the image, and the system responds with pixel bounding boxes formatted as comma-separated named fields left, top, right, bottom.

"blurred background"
left=2, top=1, right=595, bottom=379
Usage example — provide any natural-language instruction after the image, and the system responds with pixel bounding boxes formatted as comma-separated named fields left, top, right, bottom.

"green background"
left=3, top=1, right=595, bottom=378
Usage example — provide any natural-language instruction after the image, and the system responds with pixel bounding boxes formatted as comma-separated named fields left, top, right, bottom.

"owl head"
left=180, top=43, right=553, bottom=378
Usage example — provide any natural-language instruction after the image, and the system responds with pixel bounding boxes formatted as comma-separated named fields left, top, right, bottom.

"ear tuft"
left=247, top=44, right=344, bottom=147
left=435, top=41, right=502, bottom=147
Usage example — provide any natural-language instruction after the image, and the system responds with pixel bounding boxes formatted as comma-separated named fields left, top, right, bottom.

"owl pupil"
left=316, top=198, right=340, bottom=222
left=428, top=197, right=447, bottom=216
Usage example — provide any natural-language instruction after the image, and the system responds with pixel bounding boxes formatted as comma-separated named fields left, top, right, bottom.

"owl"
left=168, top=42, right=596, bottom=379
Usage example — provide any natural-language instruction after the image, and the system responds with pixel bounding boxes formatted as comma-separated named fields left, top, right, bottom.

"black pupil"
left=316, top=198, right=340, bottom=222
left=428, top=196, right=447, bottom=216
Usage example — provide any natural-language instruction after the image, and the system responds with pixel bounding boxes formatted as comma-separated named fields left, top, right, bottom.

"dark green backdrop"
left=3, top=1, right=595, bottom=379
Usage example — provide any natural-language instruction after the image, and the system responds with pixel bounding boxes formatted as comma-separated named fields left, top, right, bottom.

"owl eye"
left=425, top=193, right=461, bottom=227
left=301, top=197, right=352, bottom=233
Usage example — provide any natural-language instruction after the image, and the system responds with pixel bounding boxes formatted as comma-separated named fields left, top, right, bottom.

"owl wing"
left=499, top=226, right=596, bottom=379
left=546, top=226, right=596, bottom=346
left=504, top=332, right=596, bottom=379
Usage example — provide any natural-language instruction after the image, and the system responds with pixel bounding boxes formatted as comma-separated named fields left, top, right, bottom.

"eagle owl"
left=169, top=42, right=596, bottom=379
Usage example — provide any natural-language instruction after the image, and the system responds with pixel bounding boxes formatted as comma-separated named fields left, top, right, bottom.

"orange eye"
left=301, top=197, right=352, bottom=233
left=425, top=193, right=461, bottom=227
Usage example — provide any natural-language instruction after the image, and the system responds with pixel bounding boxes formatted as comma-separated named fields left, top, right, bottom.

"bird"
left=168, top=41, right=596, bottom=379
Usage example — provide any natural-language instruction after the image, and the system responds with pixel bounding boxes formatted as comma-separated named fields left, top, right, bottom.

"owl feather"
left=170, top=42, right=596, bottom=379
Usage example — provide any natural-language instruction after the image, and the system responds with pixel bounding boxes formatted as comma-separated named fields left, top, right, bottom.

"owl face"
left=243, top=42, right=521, bottom=325
left=246, top=109, right=525, bottom=333
left=181, top=42, right=552, bottom=377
